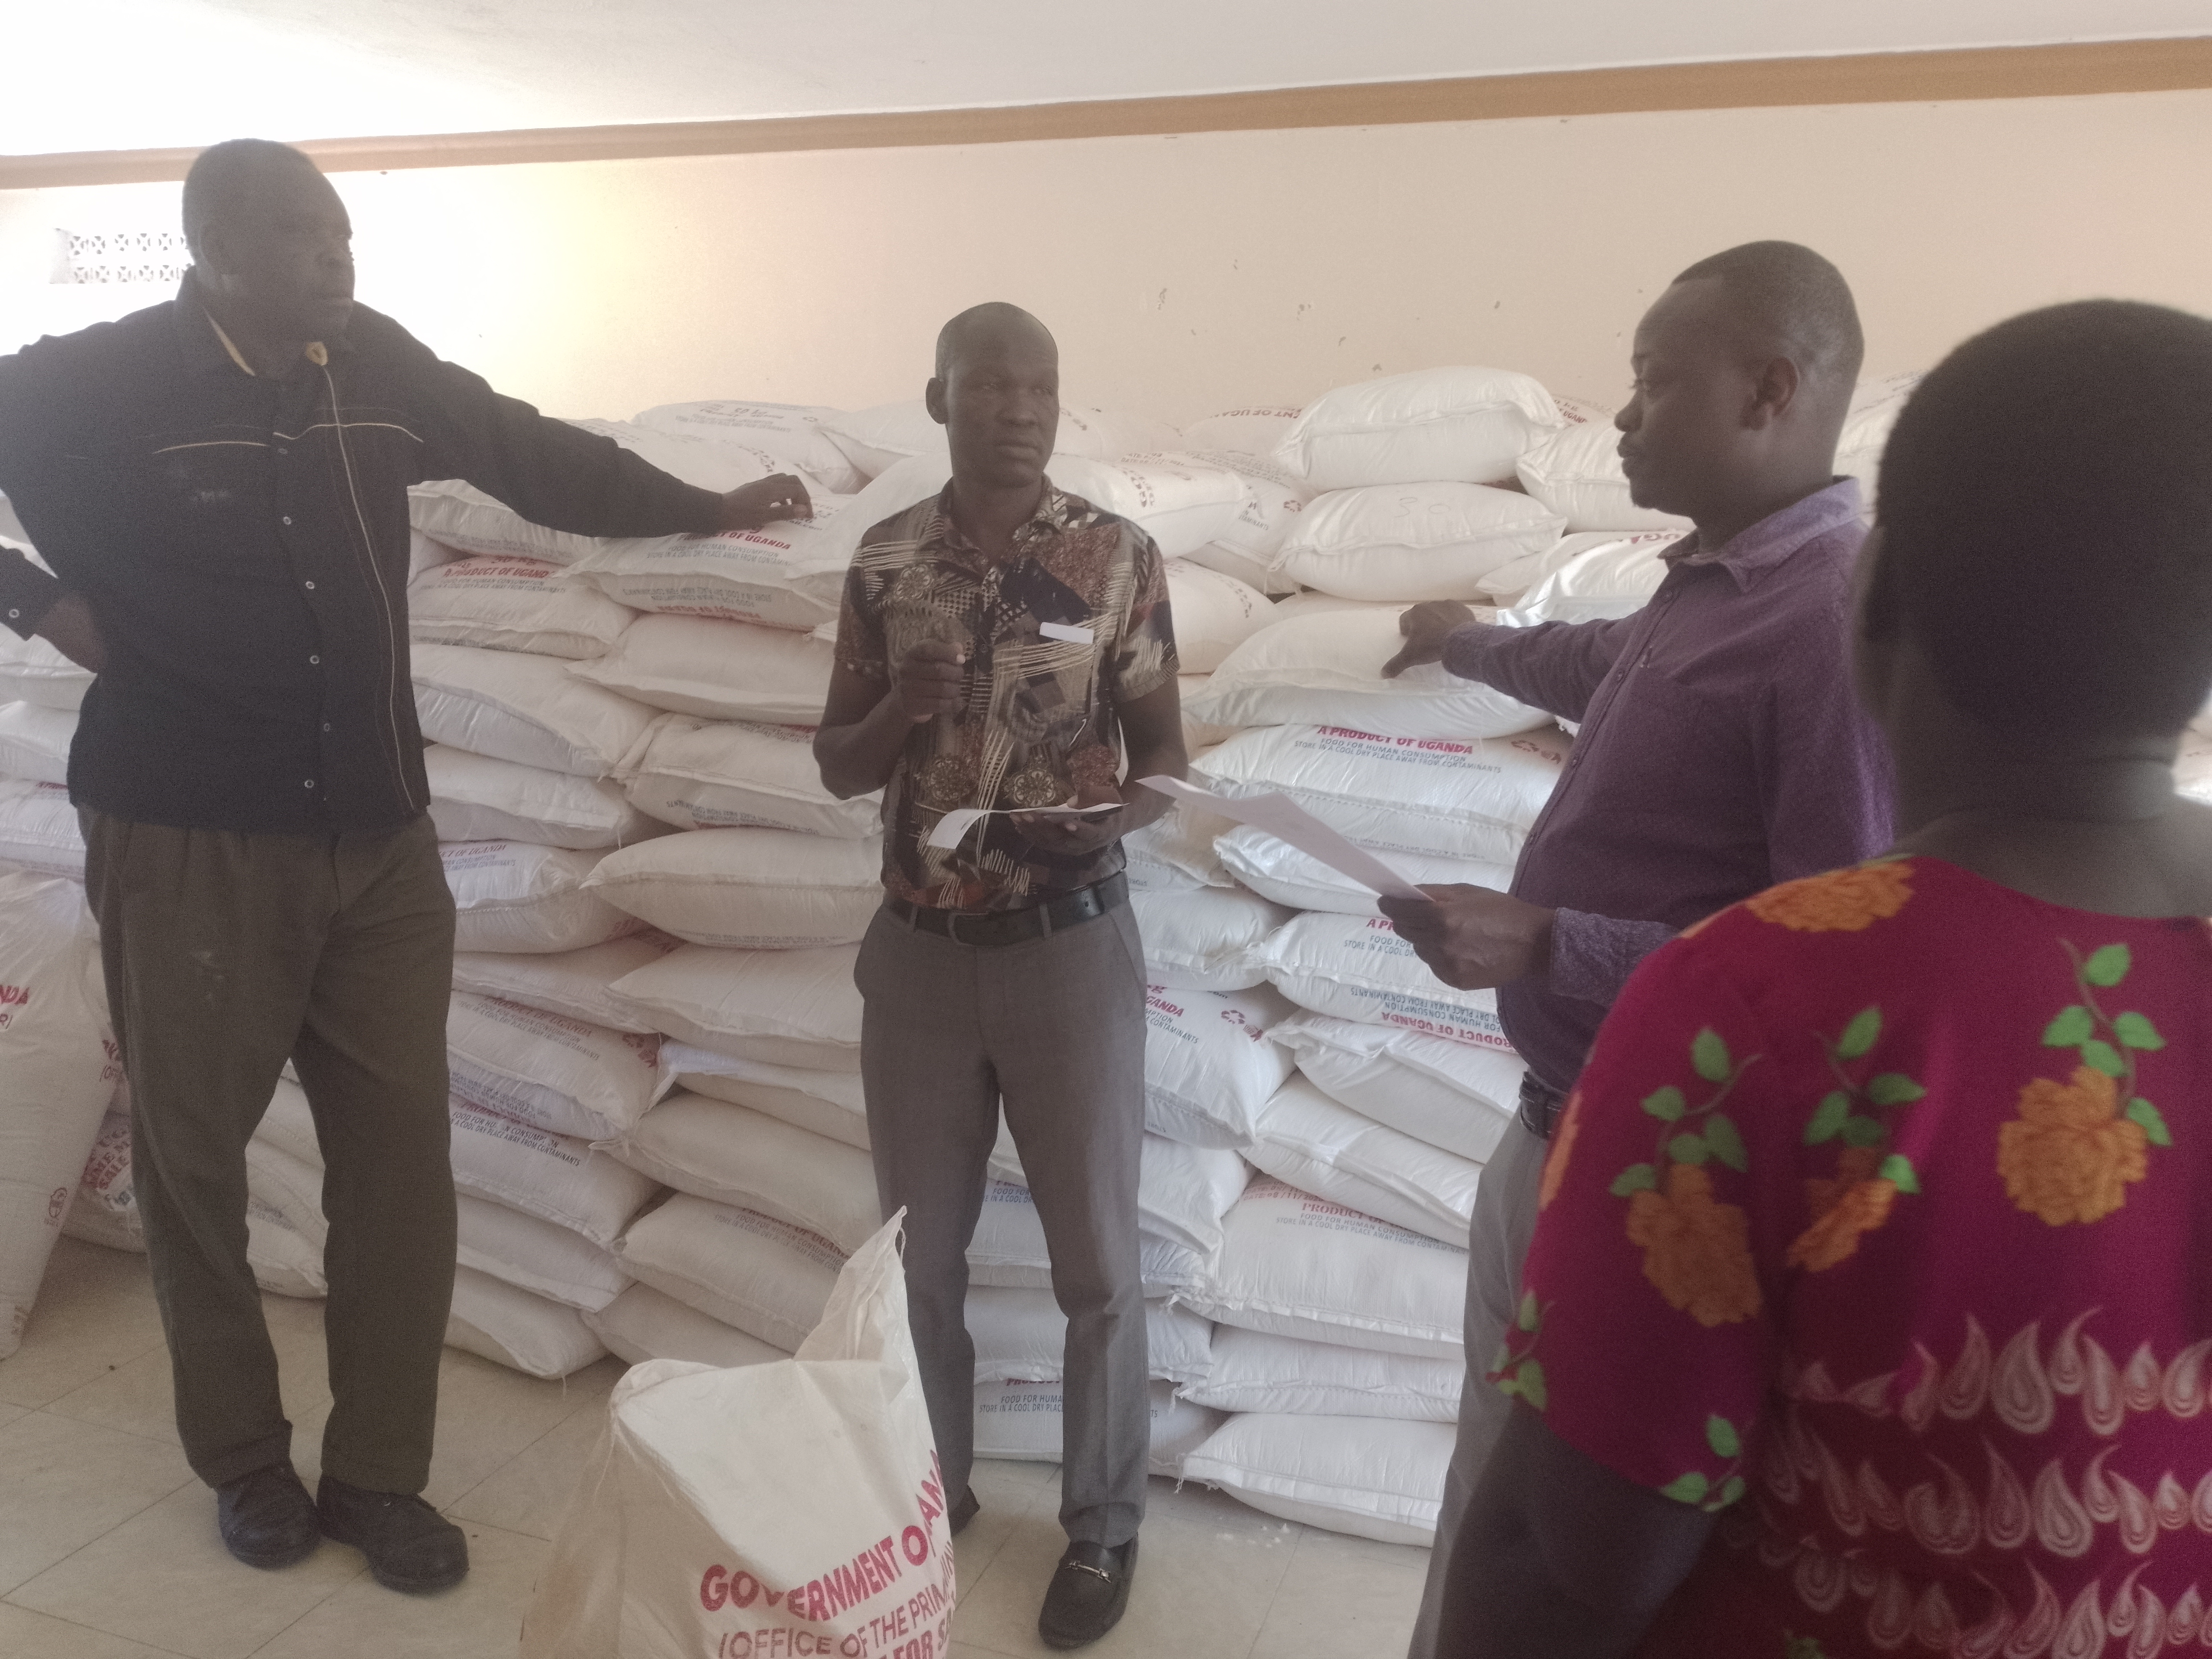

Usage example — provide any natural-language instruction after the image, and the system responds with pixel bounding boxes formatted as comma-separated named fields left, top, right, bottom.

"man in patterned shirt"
left=814, top=302, right=1185, bottom=1649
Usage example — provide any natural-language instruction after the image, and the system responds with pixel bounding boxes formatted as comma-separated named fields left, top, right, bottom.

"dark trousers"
left=855, top=899, right=1150, bottom=1547
left=82, top=809, right=457, bottom=1493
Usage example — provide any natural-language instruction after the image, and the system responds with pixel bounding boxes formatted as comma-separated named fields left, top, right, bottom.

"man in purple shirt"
left=1382, top=241, right=1896, bottom=1658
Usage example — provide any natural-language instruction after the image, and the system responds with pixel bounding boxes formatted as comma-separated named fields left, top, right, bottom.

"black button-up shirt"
left=0, top=282, right=721, bottom=834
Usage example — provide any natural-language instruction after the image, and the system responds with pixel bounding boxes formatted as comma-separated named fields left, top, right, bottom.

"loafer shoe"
left=950, top=1488, right=981, bottom=1537
left=317, top=1476, right=469, bottom=1594
left=216, top=1462, right=321, bottom=1570
left=1038, top=1537, right=1137, bottom=1648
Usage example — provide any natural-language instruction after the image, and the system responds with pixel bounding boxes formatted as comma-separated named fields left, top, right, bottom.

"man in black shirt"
left=0, top=138, right=808, bottom=1592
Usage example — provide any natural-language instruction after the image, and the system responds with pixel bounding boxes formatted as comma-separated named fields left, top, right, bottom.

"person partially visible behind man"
left=0, top=139, right=809, bottom=1593
left=814, top=303, right=1185, bottom=1650
left=1381, top=242, right=1897, bottom=1659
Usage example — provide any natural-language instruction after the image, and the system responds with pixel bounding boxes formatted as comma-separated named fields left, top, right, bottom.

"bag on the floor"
left=1130, top=885, right=1289, bottom=993
left=412, top=641, right=659, bottom=779
left=1274, top=482, right=1564, bottom=602
left=445, top=1265, right=610, bottom=1380
left=253, top=1078, right=324, bottom=1171
left=446, top=993, right=667, bottom=1140
left=613, top=1193, right=846, bottom=1352
left=965, top=1286, right=1215, bottom=1385
left=0, top=871, right=120, bottom=1355
left=671, top=1046, right=870, bottom=1150
left=1142, top=981, right=1296, bottom=1150
left=965, top=1177, right=1207, bottom=1298
left=974, top=1378, right=1227, bottom=1478
left=583, top=828, right=883, bottom=950
left=447, top=1100, right=661, bottom=1248
left=0, top=699, right=75, bottom=785
left=987, top=1128, right=1250, bottom=1260
left=1182, top=1412, right=1455, bottom=1546
left=609, top=942, right=864, bottom=1071
left=246, top=1198, right=327, bottom=1298
left=1246, top=1076, right=1481, bottom=1247
left=523, top=1215, right=958, bottom=1659
left=457, top=1193, right=630, bottom=1312
left=1271, top=1012, right=1522, bottom=1164
left=1264, top=910, right=1513, bottom=1050
left=443, top=841, right=642, bottom=956
left=619, top=714, right=882, bottom=838
left=425, top=745, right=667, bottom=852
left=607, top=1093, right=882, bottom=1254
left=569, top=613, right=837, bottom=723
left=0, top=628, right=94, bottom=710
left=451, top=932, right=684, bottom=1035
left=0, top=779, right=86, bottom=879
left=1274, top=366, right=1563, bottom=490
left=584, top=1281, right=792, bottom=1370
left=61, top=1100, right=143, bottom=1253
left=1182, top=1325, right=1464, bottom=1423
left=407, top=555, right=637, bottom=659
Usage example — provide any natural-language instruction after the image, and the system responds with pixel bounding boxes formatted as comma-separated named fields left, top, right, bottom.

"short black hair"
left=934, top=302, right=1054, bottom=380
left=1874, top=299, right=2212, bottom=742
left=1672, top=240, right=1865, bottom=393
left=181, top=138, right=319, bottom=251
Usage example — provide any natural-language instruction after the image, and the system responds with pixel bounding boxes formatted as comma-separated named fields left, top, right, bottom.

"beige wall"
left=4, top=86, right=2209, bottom=427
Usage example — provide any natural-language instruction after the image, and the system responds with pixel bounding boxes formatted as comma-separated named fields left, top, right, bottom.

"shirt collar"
left=926, top=475, right=1085, bottom=565
left=172, top=275, right=335, bottom=379
left=1660, top=477, right=1866, bottom=591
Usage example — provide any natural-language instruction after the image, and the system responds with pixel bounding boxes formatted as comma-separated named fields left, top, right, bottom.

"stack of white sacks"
left=4, top=364, right=1920, bottom=1541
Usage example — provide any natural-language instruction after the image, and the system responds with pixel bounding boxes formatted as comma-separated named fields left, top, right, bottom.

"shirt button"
left=5, top=609, right=16, bottom=620
left=308, top=654, right=320, bottom=665
left=281, top=516, right=293, bottom=526
left=304, top=779, right=316, bottom=790
left=303, top=580, right=316, bottom=591
left=322, top=721, right=332, bottom=733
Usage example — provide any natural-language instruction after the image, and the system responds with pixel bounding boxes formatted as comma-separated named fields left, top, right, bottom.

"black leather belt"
left=886, top=872, right=1128, bottom=949
left=1518, top=1072, right=1569, bottom=1140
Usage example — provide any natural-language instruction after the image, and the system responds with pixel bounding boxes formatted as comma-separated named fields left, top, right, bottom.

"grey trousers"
left=855, top=900, right=1150, bottom=1547
left=1407, top=1114, right=1549, bottom=1659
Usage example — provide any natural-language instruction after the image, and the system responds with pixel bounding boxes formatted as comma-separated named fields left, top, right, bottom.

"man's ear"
left=925, top=376, right=950, bottom=427
left=1744, top=355, right=1801, bottom=430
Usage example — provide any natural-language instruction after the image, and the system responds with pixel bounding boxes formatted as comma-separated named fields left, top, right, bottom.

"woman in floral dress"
left=1435, top=300, right=2212, bottom=1658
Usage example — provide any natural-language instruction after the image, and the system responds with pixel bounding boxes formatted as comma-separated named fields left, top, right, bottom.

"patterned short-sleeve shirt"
left=835, top=480, right=1178, bottom=912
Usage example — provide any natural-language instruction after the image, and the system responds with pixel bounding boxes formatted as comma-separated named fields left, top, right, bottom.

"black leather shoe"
left=216, top=1462, right=321, bottom=1569
left=317, top=1476, right=470, bottom=1594
left=1038, top=1537, right=1137, bottom=1648
left=950, top=1488, right=980, bottom=1537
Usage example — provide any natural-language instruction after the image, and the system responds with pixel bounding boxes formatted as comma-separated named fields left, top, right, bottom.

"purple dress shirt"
left=1443, top=478, right=1895, bottom=1096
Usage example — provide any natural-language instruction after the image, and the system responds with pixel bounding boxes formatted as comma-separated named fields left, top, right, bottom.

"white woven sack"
left=62, top=1103, right=141, bottom=1254
left=1182, top=448, right=1314, bottom=564
left=2181, top=732, right=2212, bottom=807
left=1503, top=529, right=1685, bottom=626
left=522, top=1218, right=956, bottom=1659
left=1196, top=723, right=1570, bottom=865
left=445, top=1266, right=609, bottom=1380
left=1272, top=1013, right=1521, bottom=1164
left=613, top=1194, right=845, bottom=1352
left=1179, top=408, right=1301, bottom=456
left=254, top=1078, right=322, bottom=1170
left=405, top=481, right=606, bottom=567
left=824, top=398, right=1178, bottom=478
left=583, top=1281, right=791, bottom=1369
left=0, top=700, right=73, bottom=784
left=245, top=1136, right=326, bottom=1251
left=246, top=1200, right=326, bottom=1298
left=568, top=508, right=854, bottom=634
left=1122, top=799, right=1234, bottom=892
left=1274, top=367, right=1563, bottom=491
left=1247, top=1075, right=1481, bottom=1246
left=409, top=530, right=463, bottom=583
left=1514, top=397, right=1692, bottom=534
left=1130, top=885, right=1288, bottom=993
left=563, top=419, right=808, bottom=493
left=1164, top=561, right=1272, bottom=674
left=406, top=555, right=636, bottom=660
left=425, top=746, right=664, bottom=852
left=412, top=642, right=657, bottom=778
left=1214, top=825, right=1515, bottom=918
left=609, top=943, right=863, bottom=1071
left=447, top=1100, right=659, bottom=1248
left=975, top=1378, right=1226, bottom=1477
left=1051, top=454, right=1247, bottom=559
left=1183, top=1413, right=1455, bottom=1546
left=1180, top=542, right=1300, bottom=597
left=1837, top=372, right=1922, bottom=504
left=966, top=1178, right=1207, bottom=1297
left=632, top=400, right=866, bottom=495
left=1187, top=609, right=1548, bottom=740
left=988, top=1128, right=1250, bottom=1259
left=0, top=629, right=93, bottom=711
left=583, top=828, right=882, bottom=950
left=621, top=714, right=882, bottom=838
left=457, top=1193, right=629, bottom=1312
left=450, top=931, right=684, bottom=1034
left=670, top=1045, right=870, bottom=1150
left=1142, top=981, right=1296, bottom=1150
left=1183, top=1175, right=1466, bottom=1359
left=569, top=613, right=834, bottom=723
left=0, top=780, right=84, bottom=878
left=1479, top=527, right=1675, bottom=606
left=0, top=873, right=120, bottom=1355
left=1185, top=1325, right=1463, bottom=1423
left=1178, top=675, right=1241, bottom=752
left=441, top=841, right=641, bottom=955
left=609, top=1093, right=881, bottom=1254
left=965, top=1286, right=1214, bottom=1385
left=1264, top=910, right=1512, bottom=1050
left=1275, top=483, right=1563, bottom=602
left=1264, top=591, right=1404, bottom=624
left=446, top=993, right=665, bottom=1140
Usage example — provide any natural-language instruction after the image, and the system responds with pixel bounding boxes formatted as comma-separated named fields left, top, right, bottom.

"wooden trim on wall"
left=8, top=35, right=2211, bottom=189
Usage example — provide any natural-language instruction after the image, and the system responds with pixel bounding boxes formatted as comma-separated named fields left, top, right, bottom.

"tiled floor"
left=2, top=1238, right=1432, bottom=1658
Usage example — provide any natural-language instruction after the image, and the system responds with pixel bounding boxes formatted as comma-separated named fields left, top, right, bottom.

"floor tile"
left=950, top=1472, right=1301, bottom=1658
left=951, top=1460, right=1054, bottom=1597
left=6, top=1480, right=365, bottom=1659
left=42, top=1325, right=331, bottom=1451
left=0, top=1601, right=187, bottom=1659
left=446, top=1389, right=611, bottom=1541
left=0, top=1240, right=169, bottom=1409
left=0, top=1399, right=26, bottom=1431
left=1248, top=1524, right=1432, bottom=1659
left=250, top=1518, right=548, bottom=1659
left=421, top=1351, right=625, bottom=1511
left=0, top=1410, right=195, bottom=1595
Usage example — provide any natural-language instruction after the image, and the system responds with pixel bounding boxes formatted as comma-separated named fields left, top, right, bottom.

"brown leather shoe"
left=1038, top=1537, right=1137, bottom=1648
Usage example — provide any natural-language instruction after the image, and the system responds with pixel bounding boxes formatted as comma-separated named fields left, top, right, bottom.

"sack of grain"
left=1274, top=367, right=1563, bottom=491
left=1214, top=825, right=1514, bottom=917
left=975, top=1378, right=1226, bottom=1477
left=583, top=828, right=881, bottom=950
left=608, top=1093, right=880, bottom=1254
left=253, top=1078, right=322, bottom=1170
left=457, top=1193, right=629, bottom=1312
left=425, top=745, right=667, bottom=851
left=0, top=700, right=73, bottom=784
left=966, top=1176, right=1208, bottom=1297
left=1196, top=724, right=1569, bottom=866
left=1142, top=981, right=1295, bottom=1151
left=0, top=629, right=94, bottom=711
left=613, top=1194, right=844, bottom=1352
left=669, top=1046, right=869, bottom=1151
left=966, top=1286, right=1214, bottom=1385
left=1184, top=1326, right=1462, bottom=1423
left=1164, top=561, right=1272, bottom=673
left=1130, top=886, right=1289, bottom=993
left=0, top=780, right=85, bottom=878
left=824, top=399, right=1178, bottom=480
left=1053, top=455, right=1247, bottom=559
left=447, top=1100, right=661, bottom=1248
left=446, top=993, right=666, bottom=1140
left=620, top=715, right=881, bottom=838
left=1837, top=372, right=1921, bottom=503
left=609, top=942, right=863, bottom=1071
left=1183, top=1414, right=1455, bottom=1545
left=583, top=1280, right=791, bottom=1369
left=567, top=512, right=852, bottom=634
left=246, top=1199, right=327, bottom=1298
left=451, top=931, right=684, bottom=1034
left=569, top=613, right=834, bottom=724
left=1247, top=1076, right=1480, bottom=1247
left=632, top=400, right=866, bottom=495
left=1186, top=609, right=1547, bottom=740
left=244, top=1136, right=327, bottom=1257
left=407, top=555, right=637, bottom=659
left=1274, top=483, right=1563, bottom=602
left=1502, top=529, right=1685, bottom=626
left=1271, top=1013, right=1520, bottom=1164
left=62, top=1102, right=142, bottom=1253
left=413, top=642, right=658, bottom=778
left=445, top=1265, right=608, bottom=1379
left=1122, top=800, right=1234, bottom=892
left=1513, top=397, right=1692, bottom=534
left=442, top=841, right=642, bottom=955
left=1263, top=911, right=1511, bottom=1050
left=1180, top=408, right=1302, bottom=456
left=1181, top=449, right=1313, bottom=577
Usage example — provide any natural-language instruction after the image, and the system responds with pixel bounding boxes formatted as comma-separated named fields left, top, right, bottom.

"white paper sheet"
left=925, top=801, right=1121, bottom=851
left=1137, top=775, right=1429, bottom=903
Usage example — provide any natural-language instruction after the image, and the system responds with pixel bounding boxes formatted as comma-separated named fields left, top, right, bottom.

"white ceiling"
left=8, top=0, right=2208, bottom=156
